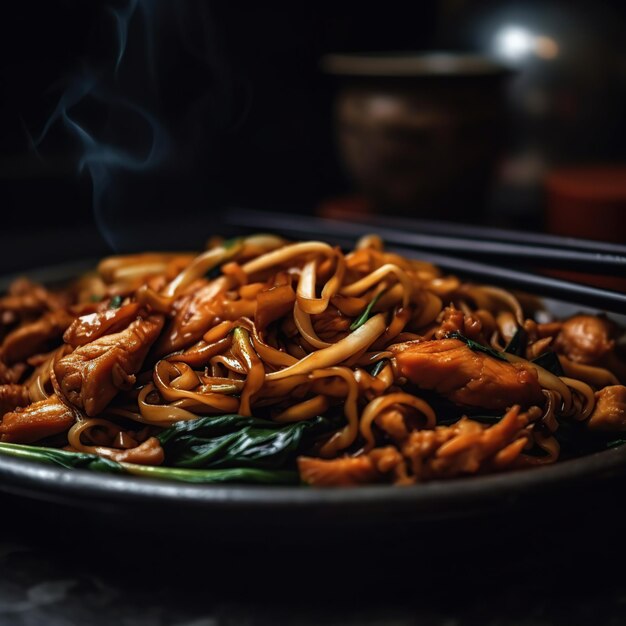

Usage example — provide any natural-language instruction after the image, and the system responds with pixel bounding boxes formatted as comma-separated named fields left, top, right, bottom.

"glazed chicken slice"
left=63, top=302, right=141, bottom=347
left=555, top=315, right=616, bottom=365
left=587, top=385, right=626, bottom=431
left=0, top=309, right=75, bottom=365
left=0, top=361, right=25, bottom=385
left=0, top=394, right=75, bottom=444
left=390, top=338, right=544, bottom=410
left=298, top=447, right=410, bottom=486
left=153, top=282, right=224, bottom=356
left=554, top=315, right=626, bottom=383
left=0, top=383, right=30, bottom=417
left=54, top=314, right=164, bottom=416
left=0, top=278, right=59, bottom=317
left=299, top=406, right=536, bottom=486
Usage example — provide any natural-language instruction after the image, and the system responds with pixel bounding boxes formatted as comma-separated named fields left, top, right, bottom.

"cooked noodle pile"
left=1, top=234, right=625, bottom=485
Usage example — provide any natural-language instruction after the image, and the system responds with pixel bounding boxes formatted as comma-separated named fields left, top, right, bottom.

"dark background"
left=1, top=0, right=626, bottom=271
left=2, top=3, right=626, bottom=624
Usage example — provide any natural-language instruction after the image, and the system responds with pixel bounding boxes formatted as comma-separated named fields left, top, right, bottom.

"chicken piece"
left=0, top=309, right=75, bottom=365
left=0, top=360, right=27, bottom=385
left=402, top=406, right=534, bottom=480
left=0, top=279, right=68, bottom=323
left=434, top=305, right=487, bottom=344
left=255, top=284, right=296, bottom=330
left=298, top=454, right=381, bottom=486
left=63, top=302, right=141, bottom=347
left=391, top=338, right=544, bottom=410
left=299, top=407, right=537, bottom=486
left=8, top=277, right=50, bottom=298
left=0, top=394, right=75, bottom=443
left=104, top=437, right=164, bottom=465
left=0, top=384, right=30, bottom=417
left=0, top=361, right=12, bottom=385
left=554, top=315, right=616, bottom=365
left=375, top=407, right=411, bottom=442
left=54, top=314, right=164, bottom=416
left=154, top=283, right=224, bottom=356
left=299, top=447, right=411, bottom=487
left=368, top=446, right=413, bottom=484
left=587, top=385, right=626, bottom=431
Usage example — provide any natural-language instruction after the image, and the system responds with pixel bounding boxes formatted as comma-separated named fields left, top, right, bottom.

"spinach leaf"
left=448, top=332, right=508, bottom=362
left=223, top=236, right=242, bottom=250
left=369, top=359, right=388, bottom=377
left=0, top=441, right=299, bottom=485
left=123, top=464, right=298, bottom=484
left=157, top=414, right=332, bottom=469
left=532, top=351, right=565, bottom=376
left=504, top=328, right=527, bottom=356
left=605, top=439, right=626, bottom=449
left=0, top=442, right=123, bottom=473
left=350, top=290, right=386, bottom=331
left=108, top=295, right=123, bottom=309
left=552, top=419, right=617, bottom=459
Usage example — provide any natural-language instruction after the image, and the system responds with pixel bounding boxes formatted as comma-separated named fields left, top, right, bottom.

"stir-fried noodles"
left=1, top=234, right=625, bottom=486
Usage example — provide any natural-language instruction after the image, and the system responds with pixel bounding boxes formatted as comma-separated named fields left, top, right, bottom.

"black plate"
left=1, top=260, right=625, bottom=538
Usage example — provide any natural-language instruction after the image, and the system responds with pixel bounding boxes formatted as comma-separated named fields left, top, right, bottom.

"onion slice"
left=265, top=313, right=387, bottom=381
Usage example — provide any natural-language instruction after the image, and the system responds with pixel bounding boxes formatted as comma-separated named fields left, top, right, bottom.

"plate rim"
left=1, top=443, right=625, bottom=512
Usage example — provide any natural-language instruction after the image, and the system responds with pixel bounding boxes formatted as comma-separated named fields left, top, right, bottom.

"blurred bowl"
left=322, top=52, right=512, bottom=219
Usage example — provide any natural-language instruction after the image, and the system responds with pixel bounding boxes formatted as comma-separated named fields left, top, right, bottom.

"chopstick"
left=230, top=209, right=626, bottom=275
left=223, top=209, right=626, bottom=314
left=323, top=207, right=626, bottom=257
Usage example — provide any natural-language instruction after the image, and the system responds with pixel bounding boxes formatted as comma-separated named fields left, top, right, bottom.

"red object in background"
left=546, top=166, right=626, bottom=292
left=546, top=166, right=626, bottom=243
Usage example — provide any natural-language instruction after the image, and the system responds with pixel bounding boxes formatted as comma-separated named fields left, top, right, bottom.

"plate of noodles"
left=1, top=233, right=625, bottom=524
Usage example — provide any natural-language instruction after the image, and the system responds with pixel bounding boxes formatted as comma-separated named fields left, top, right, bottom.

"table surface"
left=2, top=473, right=626, bottom=626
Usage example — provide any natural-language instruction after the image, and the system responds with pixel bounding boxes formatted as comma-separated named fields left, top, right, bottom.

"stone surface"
left=2, top=480, right=626, bottom=626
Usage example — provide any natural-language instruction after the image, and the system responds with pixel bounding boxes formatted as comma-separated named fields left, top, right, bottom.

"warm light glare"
left=493, top=25, right=559, bottom=62
left=534, top=35, right=559, bottom=60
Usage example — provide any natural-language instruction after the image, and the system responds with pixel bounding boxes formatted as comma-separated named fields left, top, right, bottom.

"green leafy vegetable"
left=350, top=290, right=386, bottom=331
left=0, top=441, right=123, bottom=473
left=157, top=413, right=332, bottom=469
left=369, top=359, right=388, bottom=378
left=122, top=464, right=298, bottom=484
left=504, top=328, right=527, bottom=356
left=0, top=412, right=332, bottom=484
left=532, top=351, right=565, bottom=376
left=223, top=236, right=243, bottom=250
left=551, top=419, right=626, bottom=459
left=0, top=441, right=299, bottom=485
left=448, top=332, right=508, bottom=362
left=605, top=439, right=626, bottom=449
left=452, top=331, right=565, bottom=375
left=108, top=295, right=123, bottom=309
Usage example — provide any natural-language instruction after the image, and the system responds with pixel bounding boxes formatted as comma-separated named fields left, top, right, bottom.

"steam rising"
left=112, top=0, right=139, bottom=72
left=37, top=1, right=236, bottom=252
left=38, top=75, right=167, bottom=250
